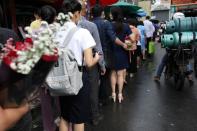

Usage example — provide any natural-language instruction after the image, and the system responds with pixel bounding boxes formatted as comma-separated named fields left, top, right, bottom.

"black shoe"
left=189, top=80, right=194, bottom=86
left=154, top=76, right=160, bottom=82
left=99, top=99, right=110, bottom=106
left=92, top=114, right=104, bottom=126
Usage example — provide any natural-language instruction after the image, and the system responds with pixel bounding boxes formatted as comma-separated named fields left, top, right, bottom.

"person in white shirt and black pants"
left=143, top=16, right=155, bottom=56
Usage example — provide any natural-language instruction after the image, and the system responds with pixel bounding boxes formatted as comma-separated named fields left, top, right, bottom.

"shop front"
left=0, top=0, right=63, bottom=36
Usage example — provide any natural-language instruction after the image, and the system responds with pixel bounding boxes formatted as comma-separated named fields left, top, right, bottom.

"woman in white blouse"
left=58, top=1, right=100, bottom=131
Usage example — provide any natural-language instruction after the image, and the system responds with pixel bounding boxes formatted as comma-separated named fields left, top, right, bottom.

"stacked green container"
left=161, top=17, right=197, bottom=48
left=165, top=17, right=197, bottom=33
left=161, top=32, right=197, bottom=48
left=161, top=34, right=174, bottom=47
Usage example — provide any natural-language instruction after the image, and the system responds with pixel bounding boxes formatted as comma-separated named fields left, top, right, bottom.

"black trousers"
left=128, top=50, right=137, bottom=74
left=88, top=65, right=100, bottom=119
left=99, top=68, right=111, bottom=103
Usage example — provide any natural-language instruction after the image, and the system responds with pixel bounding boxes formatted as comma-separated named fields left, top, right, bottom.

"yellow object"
left=30, top=19, right=41, bottom=29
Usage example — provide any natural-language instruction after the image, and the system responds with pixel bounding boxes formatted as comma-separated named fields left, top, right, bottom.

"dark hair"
left=91, top=4, right=103, bottom=18
left=110, top=6, right=123, bottom=34
left=40, top=5, right=56, bottom=24
left=127, top=18, right=138, bottom=27
left=34, top=8, right=41, bottom=16
left=146, top=16, right=150, bottom=20
left=61, top=0, right=82, bottom=15
left=138, top=21, right=144, bottom=26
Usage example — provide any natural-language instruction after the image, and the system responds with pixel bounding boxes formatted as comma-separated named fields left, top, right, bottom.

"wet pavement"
left=32, top=42, right=197, bottom=131
left=86, top=43, right=197, bottom=131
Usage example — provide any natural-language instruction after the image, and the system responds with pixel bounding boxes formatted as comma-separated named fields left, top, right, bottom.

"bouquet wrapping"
left=0, top=21, right=60, bottom=108
left=125, top=36, right=137, bottom=51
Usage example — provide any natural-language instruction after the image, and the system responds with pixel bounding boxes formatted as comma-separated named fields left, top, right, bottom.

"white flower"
left=10, top=20, right=61, bottom=74
left=10, top=63, right=17, bottom=70
left=25, top=34, right=31, bottom=38
left=17, top=55, right=27, bottom=62
left=30, top=48, right=36, bottom=52
left=68, top=12, right=73, bottom=18
left=41, top=21, right=48, bottom=27
left=33, top=40, right=39, bottom=46
left=32, top=34, right=38, bottom=39
left=25, top=27, right=30, bottom=31
left=57, top=13, right=64, bottom=20
left=38, top=43, right=44, bottom=49
left=26, top=60, right=34, bottom=67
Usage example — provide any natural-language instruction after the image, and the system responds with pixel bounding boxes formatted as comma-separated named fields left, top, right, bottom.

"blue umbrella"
left=137, top=9, right=147, bottom=17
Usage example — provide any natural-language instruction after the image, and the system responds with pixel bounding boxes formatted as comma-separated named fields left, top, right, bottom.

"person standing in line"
left=143, top=16, right=155, bottom=56
left=77, top=0, right=105, bottom=126
left=110, top=7, right=133, bottom=103
left=127, top=18, right=140, bottom=77
left=58, top=1, right=100, bottom=131
left=91, top=5, right=128, bottom=104
left=37, top=5, right=60, bottom=131
left=137, top=21, right=146, bottom=60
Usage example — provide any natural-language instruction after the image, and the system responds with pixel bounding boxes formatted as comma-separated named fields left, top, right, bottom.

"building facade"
left=171, top=0, right=196, bottom=4
left=138, top=1, right=152, bottom=16
left=0, top=0, right=62, bottom=33
left=170, top=0, right=197, bottom=17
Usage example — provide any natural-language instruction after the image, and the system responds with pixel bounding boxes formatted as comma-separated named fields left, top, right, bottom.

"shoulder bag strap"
left=63, top=27, right=79, bottom=48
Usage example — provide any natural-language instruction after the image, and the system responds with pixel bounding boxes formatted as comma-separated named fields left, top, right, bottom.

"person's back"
left=143, top=16, right=155, bottom=38
left=137, top=25, right=145, bottom=38
left=78, top=16, right=105, bottom=69
left=93, top=17, right=113, bottom=52
left=130, top=25, right=140, bottom=42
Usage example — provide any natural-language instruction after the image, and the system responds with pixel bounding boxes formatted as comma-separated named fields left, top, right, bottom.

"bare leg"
left=110, top=70, right=117, bottom=102
left=117, top=69, right=124, bottom=103
left=59, top=118, right=69, bottom=131
left=123, top=69, right=127, bottom=84
left=73, top=123, right=84, bottom=131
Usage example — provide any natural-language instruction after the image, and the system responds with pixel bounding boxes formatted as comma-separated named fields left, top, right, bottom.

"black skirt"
left=59, top=69, right=91, bottom=124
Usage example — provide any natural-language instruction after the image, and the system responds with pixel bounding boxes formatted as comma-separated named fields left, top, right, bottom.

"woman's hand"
left=84, top=48, right=101, bottom=68
left=121, top=43, right=127, bottom=50
left=93, top=52, right=101, bottom=63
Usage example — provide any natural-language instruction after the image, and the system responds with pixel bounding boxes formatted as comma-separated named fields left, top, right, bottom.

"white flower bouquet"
left=0, top=21, right=60, bottom=107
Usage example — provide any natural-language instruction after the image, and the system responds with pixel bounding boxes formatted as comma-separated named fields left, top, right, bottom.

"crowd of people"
left=0, top=0, right=157, bottom=131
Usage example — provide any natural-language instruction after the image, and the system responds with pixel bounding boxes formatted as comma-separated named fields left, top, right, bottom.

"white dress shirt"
left=143, top=20, right=155, bottom=38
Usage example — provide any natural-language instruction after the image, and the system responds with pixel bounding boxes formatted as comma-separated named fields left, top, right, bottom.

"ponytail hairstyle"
left=110, top=6, right=123, bottom=34
left=61, top=0, right=82, bottom=15
left=127, top=18, right=138, bottom=27
left=91, top=4, right=103, bottom=18
left=40, top=5, right=57, bottom=24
